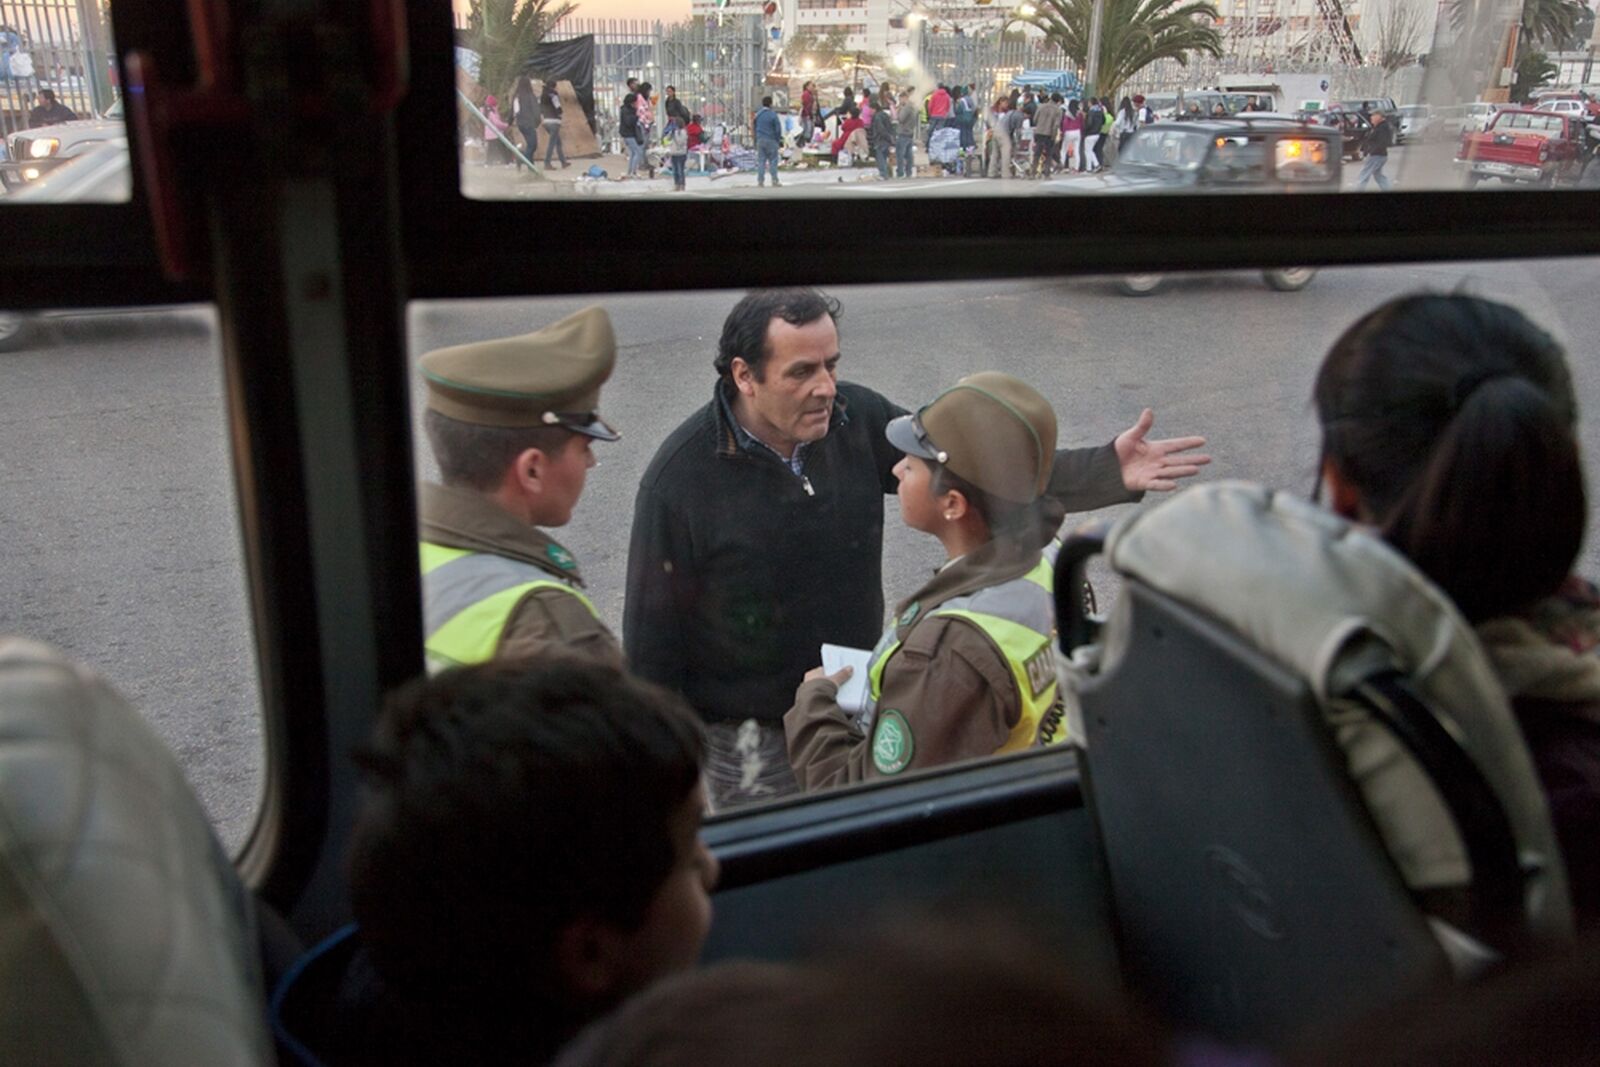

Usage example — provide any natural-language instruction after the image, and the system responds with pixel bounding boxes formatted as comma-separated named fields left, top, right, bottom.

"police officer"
left=784, top=372, right=1066, bottom=788
left=417, top=305, right=623, bottom=672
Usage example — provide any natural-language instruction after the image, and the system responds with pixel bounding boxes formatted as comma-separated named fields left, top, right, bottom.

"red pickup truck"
left=1456, top=107, right=1588, bottom=187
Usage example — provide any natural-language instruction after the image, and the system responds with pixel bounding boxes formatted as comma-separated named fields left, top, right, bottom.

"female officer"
left=784, top=372, right=1065, bottom=790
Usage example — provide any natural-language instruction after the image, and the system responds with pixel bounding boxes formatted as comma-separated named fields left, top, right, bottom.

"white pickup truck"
left=1, top=97, right=124, bottom=191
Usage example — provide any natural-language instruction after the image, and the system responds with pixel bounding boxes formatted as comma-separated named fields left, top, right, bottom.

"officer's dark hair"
left=715, top=287, right=842, bottom=382
left=424, top=407, right=575, bottom=490
left=1314, top=293, right=1584, bottom=623
left=347, top=660, right=703, bottom=1025
left=928, top=461, right=1065, bottom=545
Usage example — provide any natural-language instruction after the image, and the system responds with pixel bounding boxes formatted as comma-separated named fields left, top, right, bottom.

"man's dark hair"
left=347, top=660, right=703, bottom=1027
left=761, top=94, right=773, bottom=107
left=424, top=407, right=573, bottom=491
left=38, top=88, right=56, bottom=104
left=1315, top=293, right=1584, bottom=622
left=715, top=288, right=841, bottom=381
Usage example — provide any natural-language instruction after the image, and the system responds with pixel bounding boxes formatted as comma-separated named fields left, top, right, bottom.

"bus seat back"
left=1076, top=582, right=1448, bottom=1043
left=0, top=639, right=272, bottom=1067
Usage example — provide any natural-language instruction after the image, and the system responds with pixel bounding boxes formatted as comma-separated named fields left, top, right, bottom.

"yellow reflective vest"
left=419, top=541, right=600, bottom=673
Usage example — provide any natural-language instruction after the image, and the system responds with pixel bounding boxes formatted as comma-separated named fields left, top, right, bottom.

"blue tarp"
left=1011, top=69, right=1081, bottom=94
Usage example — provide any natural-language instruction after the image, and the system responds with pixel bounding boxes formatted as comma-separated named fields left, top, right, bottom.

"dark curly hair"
left=714, top=288, right=841, bottom=381
left=347, top=660, right=703, bottom=1010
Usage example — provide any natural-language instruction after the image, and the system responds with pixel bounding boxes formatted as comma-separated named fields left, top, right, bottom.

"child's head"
left=1314, top=293, right=1584, bottom=621
left=347, top=660, right=714, bottom=1034
left=887, top=372, right=1059, bottom=543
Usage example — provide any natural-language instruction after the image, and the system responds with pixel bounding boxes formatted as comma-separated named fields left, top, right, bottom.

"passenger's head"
left=715, top=288, right=842, bottom=452
left=887, top=372, right=1060, bottom=546
left=348, top=661, right=715, bottom=1048
left=1314, top=294, right=1584, bottom=622
left=555, top=913, right=1165, bottom=1067
left=420, top=306, right=620, bottom=526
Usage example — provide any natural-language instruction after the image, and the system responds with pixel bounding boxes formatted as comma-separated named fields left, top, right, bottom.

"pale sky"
left=570, top=0, right=691, bottom=18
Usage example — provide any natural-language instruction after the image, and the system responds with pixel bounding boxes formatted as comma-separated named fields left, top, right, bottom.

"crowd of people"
left=256, top=285, right=1600, bottom=1064
left=762, top=81, right=1162, bottom=183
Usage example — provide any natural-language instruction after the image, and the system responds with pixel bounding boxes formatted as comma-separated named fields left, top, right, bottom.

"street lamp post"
left=1084, top=0, right=1105, bottom=100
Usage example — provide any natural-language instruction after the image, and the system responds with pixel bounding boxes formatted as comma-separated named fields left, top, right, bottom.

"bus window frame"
left=2, top=0, right=1598, bottom=930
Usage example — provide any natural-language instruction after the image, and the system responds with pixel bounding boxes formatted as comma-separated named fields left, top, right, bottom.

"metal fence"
left=916, top=28, right=1424, bottom=106
left=551, top=17, right=768, bottom=150
left=1, top=0, right=116, bottom=140
left=454, top=14, right=770, bottom=152
left=917, top=32, right=1078, bottom=98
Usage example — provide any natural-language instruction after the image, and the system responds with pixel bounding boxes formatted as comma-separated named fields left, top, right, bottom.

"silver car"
left=1396, top=105, right=1435, bottom=144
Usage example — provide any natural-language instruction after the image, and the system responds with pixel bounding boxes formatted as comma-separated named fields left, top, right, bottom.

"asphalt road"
left=3, top=257, right=1597, bottom=849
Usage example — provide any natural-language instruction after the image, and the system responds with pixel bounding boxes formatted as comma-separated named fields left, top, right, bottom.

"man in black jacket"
left=624, top=288, right=1210, bottom=808
left=1356, top=109, right=1394, bottom=190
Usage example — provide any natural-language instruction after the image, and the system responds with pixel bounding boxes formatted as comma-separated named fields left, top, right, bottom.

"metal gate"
left=1, top=0, right=116, bottom=140
left=546, top=17, right=768, bottom=151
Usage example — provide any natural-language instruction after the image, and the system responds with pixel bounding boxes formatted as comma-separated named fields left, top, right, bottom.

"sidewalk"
left=459, top=147, right=1111, bottom=199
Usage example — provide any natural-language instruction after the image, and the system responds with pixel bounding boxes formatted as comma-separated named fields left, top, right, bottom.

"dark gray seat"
left=1054, top=482, right=1570, bottom=1045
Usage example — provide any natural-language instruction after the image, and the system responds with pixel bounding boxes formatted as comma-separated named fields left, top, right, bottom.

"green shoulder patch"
left=898, top=602, right=921, bottom=627
left=546, top=544, right=577, bottom=571
left=872, top=709, right=915, bottom=775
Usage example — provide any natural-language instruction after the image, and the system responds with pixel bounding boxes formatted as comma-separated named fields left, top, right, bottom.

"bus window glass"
left=407, top=255, right=1600, bottom=814
left=451, top=0, right=1598, bottom=200
left=0, top=0, right=125, bottom=203
left=0, top=305, right=265, bottom=850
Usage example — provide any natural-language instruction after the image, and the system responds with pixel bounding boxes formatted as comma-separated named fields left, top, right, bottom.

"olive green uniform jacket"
left=418, top=482, right=623, bottom=668
left=784, top=534, right=1049, bottom=790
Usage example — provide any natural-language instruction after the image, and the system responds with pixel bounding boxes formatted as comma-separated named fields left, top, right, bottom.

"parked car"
left=1436, top=102, right=1497, bottom=136
left=1046, top=116, right=1340, bottom=295
left=1336, top=96, right=1400, bottom=127
left=1303, top=107, right=1372, bottom=159
left=1533, top=97, right=1600, bottom=122
left=1456, top=107, right=1588, bottom=187
left=0, top=97, right=124, bottom=191
left=1396, top=104, right=1436, bottom=144
left=0, top=139, right=138, bottom=352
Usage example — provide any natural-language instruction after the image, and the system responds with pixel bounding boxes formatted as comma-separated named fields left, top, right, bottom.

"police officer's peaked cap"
left=420, top=305, right=620, bottom=439
left=886, top=372, right=1057, bottom=504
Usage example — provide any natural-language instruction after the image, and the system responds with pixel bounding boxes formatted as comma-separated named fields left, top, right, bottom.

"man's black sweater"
left=623, top=380, right=1134, bottom=725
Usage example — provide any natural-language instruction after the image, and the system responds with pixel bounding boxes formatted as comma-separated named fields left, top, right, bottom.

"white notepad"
left=821, top=643, right=873, bottom=716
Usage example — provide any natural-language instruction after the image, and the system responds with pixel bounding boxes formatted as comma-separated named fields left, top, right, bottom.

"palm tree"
left=1449, top=0, right=1588, bottom=47
left=1021, top=0, right=1222, bottom=100
left=1518, top=0, right=1590, bottom=46
left=464, top=0, right=579, bottom=102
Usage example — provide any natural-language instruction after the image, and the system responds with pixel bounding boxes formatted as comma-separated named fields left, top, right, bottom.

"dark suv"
left=1336, top=97, right=1400, bottom=128
left=1048, top=115, right=1342, bottom=294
